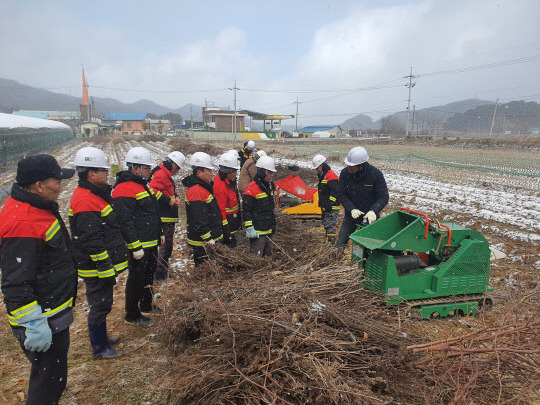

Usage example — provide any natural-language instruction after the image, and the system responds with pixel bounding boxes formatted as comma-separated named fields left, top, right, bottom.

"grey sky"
left=1, top=0, right=539, bottom=125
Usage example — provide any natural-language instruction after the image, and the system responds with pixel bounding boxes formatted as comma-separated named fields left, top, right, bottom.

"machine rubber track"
left=404, top=293, right=492, bottom=318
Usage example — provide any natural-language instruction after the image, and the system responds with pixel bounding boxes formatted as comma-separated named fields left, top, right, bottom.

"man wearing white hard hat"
left=149, top=151, right=185, bottom=281
left=312, top=154, right=340, bottom=244
left=238, top=140, right=255, bottom=168
left=213, top=152, right=241, bottom=247
left=335, top=146, right=389, bottom=247
left=70, top=146, right=129, bottom=358
left=242, top=155, right=277, bottom=257
left=112, top=147, right=162, bottom=325
left=182, top=152, right=223, bottom=266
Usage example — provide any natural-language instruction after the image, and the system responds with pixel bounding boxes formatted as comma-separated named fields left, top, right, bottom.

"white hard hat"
left=312, top=154, right=326, bottom=169
left=255, top=150, right=266, bottom=159
left=246, top=140, right=255, bottom=150
left=126, top=146, right=153, bottom=166
left=227, top=149, right=238, bottom=156
left=189, top=152, right=214, bottom=170
left=74, top=146, right=110, bottom=169
left=344, top=146, right=369, bottom=166
left=218, top=152, right=240, bottom=170
left=256, top=156, right=276, bottom=172
left=167, top=151, right=185, bottom=168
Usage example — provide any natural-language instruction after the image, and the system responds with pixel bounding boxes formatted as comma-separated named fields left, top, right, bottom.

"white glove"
left=132, top=249, right=144, bottom=260
left=351, top=209, right=364, bottom=219
left=160, top=235, right=165, bottom=245
left=365, top=210, right=377, bottom=224
left=205, top=239, right=215, bottom=246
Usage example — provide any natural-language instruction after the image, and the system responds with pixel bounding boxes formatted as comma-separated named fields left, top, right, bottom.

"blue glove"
left=19, top=306, right=52, bottom=352
left=246, top=226, right=259, bottom=239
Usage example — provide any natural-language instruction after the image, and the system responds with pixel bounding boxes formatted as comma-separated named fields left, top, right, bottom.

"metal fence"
left=0, top=128, right=75, bottom=163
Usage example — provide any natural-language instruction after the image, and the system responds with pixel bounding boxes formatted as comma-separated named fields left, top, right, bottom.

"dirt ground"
left=0, top=136, right=538, bottom=404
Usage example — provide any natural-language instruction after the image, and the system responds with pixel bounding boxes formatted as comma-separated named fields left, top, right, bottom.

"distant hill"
left=340, top=114, right=375, bottom=131
left=0, top=78, right=202, bottom=119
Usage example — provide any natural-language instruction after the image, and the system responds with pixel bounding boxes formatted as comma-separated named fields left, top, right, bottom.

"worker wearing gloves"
left=238, top=140, right=255, bottom=168
left=312, top=154, right=341, bottom=244
left=149, top=151, right=184, bottom=281
left=335, top=146, right=389, bottom=248
left=69, top=147, right=129, bottom=359
left=182, top=152, right=223, bottom=266
left=213, top=152, right=242, bottom=247
left=112, top=147, right=162, bottom=325
left=0, top=154, right=77, bottom=404
left=242, top=156, right=277, bottom=257
left=238, top=150, right=266, bottom=193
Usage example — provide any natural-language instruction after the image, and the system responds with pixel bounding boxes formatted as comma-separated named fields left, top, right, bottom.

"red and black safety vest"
left=242, top=175, right=276, bottom=236
left=0, top=184, right=77, bottom=329
left=182, top=174, right=223, bottom=246
left=69, top=179, right=129, bottom=279
left=317, top=165, right=340, bottom=212
left=213, top=172, right=241, bottom=234
left=149, top=163, right=177, bottom=223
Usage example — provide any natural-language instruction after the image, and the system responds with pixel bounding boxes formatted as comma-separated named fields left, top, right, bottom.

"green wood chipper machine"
left=350, top=208, right=504, bottom=318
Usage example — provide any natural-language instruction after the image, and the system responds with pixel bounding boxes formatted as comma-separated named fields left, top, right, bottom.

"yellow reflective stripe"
left=114, top=261, right=129, bottom=272
left=184, top=196, right=189, bottom=204
left=68, top=208, right=73, bottom=217
left=201, top=232, right=211, bottom=240
left=155, top=191, right=163, bottom=200
left=101, top=205, right=113, bottom=217
left=127, top=240, right=142, bottom=249
left=43, top=297, right=73, bottom=317
left=332, top=206, right=341, bottom=210
left=45, top=220, right=60, bottom=241
left=329, top=196, right=336, bottom=201
left=321, top=180, right=328, bottom=184
left=205, top=195, right=214, bottom=203
left=141, top=240, right=158, bottom=248
left=90, top=251, right=109, bottom=262
left=255, top=193, right=267, bottom=199
left=226, top=205, right=239, bottom=213
left=245, top=220, right=253, bottom=227
left=136, top=191, right=150, bottom=200
left=98, top=268, right=115, bottom=278
left=187, top=238, right=205, bottom=246
left=161, top=217, right=177, bottom=223
left=7, top=301, right=39, bottom=323
left=222, top=219, right=228, bottom=225
left=78, top=269, right=99, bottom=277
left=230, top=229, right=239, bottom=234
left=256, top=229, right=272, bottom=235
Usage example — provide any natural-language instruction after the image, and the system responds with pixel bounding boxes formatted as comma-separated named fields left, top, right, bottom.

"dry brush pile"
left=156, top=216, right=424, bottom=404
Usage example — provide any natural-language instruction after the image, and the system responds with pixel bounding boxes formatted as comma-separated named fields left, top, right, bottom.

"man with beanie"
left=213, top=152, right=241, bottom=247
left=70, top=146, right=129, bottom=359
left=242, top=155, right=277, bottom=257
left=312, top=154, right=341, bottom=244
left=335, top=146, right=389, bottom=248
left=149, top=151, right=184, bottom=281
left=112, top=147, right=162, bottom=325
left=182, top=152, right=223, bottom=266
left=0, top=154, right=77, bottom=404
left=238, top=140, right=255, bottom=168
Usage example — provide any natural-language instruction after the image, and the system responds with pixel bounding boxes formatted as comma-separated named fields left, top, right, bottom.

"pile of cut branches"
left=157, top=216, right=423, bottom=404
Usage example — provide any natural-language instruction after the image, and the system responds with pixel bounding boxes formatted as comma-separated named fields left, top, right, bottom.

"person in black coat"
left=335, top=147, right=389, bottom=247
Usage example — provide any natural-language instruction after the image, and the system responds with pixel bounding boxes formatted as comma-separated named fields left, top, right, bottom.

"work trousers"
left=84, top=277, right=115, bottom=324
left=335, top=215, right=361, bottom=248
left=321, top=210, right=339, bottom=235
left=125, top=246, right=157, bottom=319
left=16, top=327, right=70, bottom=405
left=250, top=235, right=273, bottom=257
left=155, top=223, right=176, bottom=280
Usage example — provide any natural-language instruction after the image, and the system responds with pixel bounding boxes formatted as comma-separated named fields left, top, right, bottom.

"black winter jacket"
left=0, top=184, right=77, bottom=332
left=337, top=163, right=389, bottom=222
left=317, top=163, right=340, bottom=212
left=182, top=174, right=223, bottom=246
left=69, top=179, right=130, bottom=280
left=112, top=171, right=162, bottom=250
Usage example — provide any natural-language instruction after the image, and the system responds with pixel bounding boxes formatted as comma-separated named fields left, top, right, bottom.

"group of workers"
left=0, top=141, right=388, bottom=404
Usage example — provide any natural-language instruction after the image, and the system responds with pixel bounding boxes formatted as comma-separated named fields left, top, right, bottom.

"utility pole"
left=404, top=67, right=416, bottom=138
left=411, top=105, right=416, bottom=137
left=294, top=97, right=300, bottom=131
left=228, top=81, right=239, bottom=140
left=489, top=98, right=498, bottom=139
left=190, top=106, right=193, bottom=138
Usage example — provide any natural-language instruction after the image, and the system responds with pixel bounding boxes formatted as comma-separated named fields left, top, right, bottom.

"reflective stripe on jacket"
left=242, top=174, right=276, bottom=235
left=149, top=162, right=178, bottom=223
left=317, top=164, right=340, bottom=212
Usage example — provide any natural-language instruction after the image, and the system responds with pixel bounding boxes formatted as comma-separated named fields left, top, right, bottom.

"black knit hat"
left=16, top=154, right=75, bottom=186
